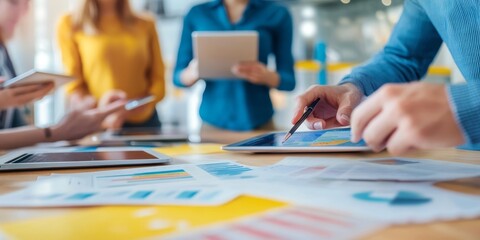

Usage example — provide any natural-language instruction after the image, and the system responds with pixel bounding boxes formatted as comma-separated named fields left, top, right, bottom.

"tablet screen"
left=237, top=128, right=366, bottom=147
left=7, top=151, right=159, bottom=164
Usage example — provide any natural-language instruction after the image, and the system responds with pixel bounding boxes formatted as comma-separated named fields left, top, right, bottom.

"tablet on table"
left=223, top=128, right=370, bottom=153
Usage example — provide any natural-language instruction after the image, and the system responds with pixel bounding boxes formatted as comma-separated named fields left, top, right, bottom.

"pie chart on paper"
left=353, top=190, right=432, bottom=206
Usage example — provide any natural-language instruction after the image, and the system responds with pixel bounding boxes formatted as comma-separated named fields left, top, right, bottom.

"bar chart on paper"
left=198, top=162, right=254, bottom=179
left=0, top=187, right=239, bottom=207
left=94, top=169, right=194, bottom=188
left=168, top=207, right=382, bottom=240
left=353, top=191, right=432, bottom=206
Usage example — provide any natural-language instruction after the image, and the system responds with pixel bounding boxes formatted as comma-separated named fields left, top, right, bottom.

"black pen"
left=282, top=98, right=321, bottom=143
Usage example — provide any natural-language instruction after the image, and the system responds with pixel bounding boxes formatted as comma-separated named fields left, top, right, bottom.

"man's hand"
left=351, top=82, right=465, bottom=155
left=232, top=61, right=280, bottom=88
left=292, top=83, right=364, bottom=130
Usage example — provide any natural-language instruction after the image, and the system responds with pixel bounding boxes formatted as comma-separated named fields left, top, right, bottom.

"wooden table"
left=0, top=130, right=479, bottom=239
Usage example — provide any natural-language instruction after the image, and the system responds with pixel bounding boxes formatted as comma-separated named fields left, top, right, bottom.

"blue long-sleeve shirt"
left=173, top=0, right=295, bottom=131
left=340, top=0, right=480, bottom=145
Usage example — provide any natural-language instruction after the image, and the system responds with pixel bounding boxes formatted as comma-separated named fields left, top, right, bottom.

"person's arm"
left=173, top=9, right=196, bottom=88
left=146, top=20, right=166, bottom=103
left=271, top=7, right=295, bottom=91
left=339, top=0, right=443, bottom=96
left=56, top=15, right=95, bottom=109
left=0, top=100, right=126, bottom=150
left=0, top=126, right=50, bottom=150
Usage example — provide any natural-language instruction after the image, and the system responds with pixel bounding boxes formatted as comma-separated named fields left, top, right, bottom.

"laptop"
left=0, top=148, right=170, bottom=171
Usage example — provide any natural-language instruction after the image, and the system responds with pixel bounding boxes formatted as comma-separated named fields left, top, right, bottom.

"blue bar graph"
left=177, top=191, right=199, bottom=199
left=198, top=162, right=252, bottom=178
left=66, top=193, right=96, bottom=200
left=129, top=191, right=154, bottom=200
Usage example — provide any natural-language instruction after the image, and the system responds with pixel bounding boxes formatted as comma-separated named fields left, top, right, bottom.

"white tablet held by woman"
left=193, top=31, right=258, bottom=79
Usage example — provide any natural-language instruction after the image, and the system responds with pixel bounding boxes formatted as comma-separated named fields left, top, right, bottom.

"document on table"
left=34, top=161, right=259, bottom=190
left=259, top=157, right=480, bottom=181
left=222, top=176, right=480, bottom=224
left=165, top=206, right=383, bottom=240
left=0, top=186, right=239, bottom=207
left=0, top=196, right=286, bottom=240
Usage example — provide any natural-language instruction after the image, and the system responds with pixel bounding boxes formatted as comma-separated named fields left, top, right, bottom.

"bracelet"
left=43, top=127, right=52, bottom=139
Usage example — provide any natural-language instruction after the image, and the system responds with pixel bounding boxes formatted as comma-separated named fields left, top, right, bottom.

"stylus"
left=282, top=98, right=321, bottom=143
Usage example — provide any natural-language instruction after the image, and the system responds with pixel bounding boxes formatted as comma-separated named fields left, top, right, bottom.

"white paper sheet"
left=262, top=157, right=480, bottom=181
left=0, top=186, right=239, bottom=207
left=220, top=177, right=480, bottom=224
left=34, top=161, right=258, bottom=190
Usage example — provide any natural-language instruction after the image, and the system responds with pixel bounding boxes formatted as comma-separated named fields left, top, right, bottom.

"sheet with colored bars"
left=266, top=157, right=480, bottom=181
left=0, top=187, right=239, bottom=207
left=166, top=207, right=383, bottom=240
left=34, top=161, right=257, bottom=190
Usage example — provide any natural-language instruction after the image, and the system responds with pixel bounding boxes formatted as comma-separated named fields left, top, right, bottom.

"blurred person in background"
left=174, top=0, right=295, bottom=132
left=0, top=0, right=126, bottom=150
left=0, top=0, right=52, bottom=129
left=57, top=0, right=165, bottom=129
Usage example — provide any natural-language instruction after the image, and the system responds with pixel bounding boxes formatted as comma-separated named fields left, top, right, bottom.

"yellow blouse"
left=57, top=14, right=165, bottom=123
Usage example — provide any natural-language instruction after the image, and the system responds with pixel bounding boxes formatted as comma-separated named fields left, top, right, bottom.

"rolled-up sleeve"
left=447, top=83, right=480, bottom=144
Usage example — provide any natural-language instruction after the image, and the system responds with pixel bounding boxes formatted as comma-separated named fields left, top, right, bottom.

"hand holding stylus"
left=283, top=98, right=320, bottom=143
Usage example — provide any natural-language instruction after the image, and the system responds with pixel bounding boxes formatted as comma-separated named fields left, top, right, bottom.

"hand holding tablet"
left=0, top=70, right=74, bottom=89
left=0, top=81, right=54, bottom=109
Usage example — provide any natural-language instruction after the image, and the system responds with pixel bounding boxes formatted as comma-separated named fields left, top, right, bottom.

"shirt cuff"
left=447, top=84, right=480, bottom=144
left=338, top=77, right=368, bottom=96
left=276, top=72, right=295, bottom=91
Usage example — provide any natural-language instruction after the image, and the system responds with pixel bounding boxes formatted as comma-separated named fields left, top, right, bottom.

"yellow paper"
left=0, top=196, right=287, bottom=240
left=154, top=144, right=224, bottom=156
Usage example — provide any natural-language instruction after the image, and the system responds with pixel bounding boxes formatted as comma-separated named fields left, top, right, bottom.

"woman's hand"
left=0, top=81, right=54, bottom=109
left=51, top=100, right=126, bottom=141
left=232, top=61, right=280, bottom=88
left=69, top=90, right=97, bottom=111
left=98, top=90, right=128, bottom=129
left=180, top=60, right=200, bottom=87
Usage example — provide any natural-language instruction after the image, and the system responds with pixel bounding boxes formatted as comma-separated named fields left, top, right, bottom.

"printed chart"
left=95, top=169, right=193, bottom=188
left=168, top=207, right=382, bottom=240
left=353, top=191, right=432, bottom=206
left=0, top=187, right=239, bottom=207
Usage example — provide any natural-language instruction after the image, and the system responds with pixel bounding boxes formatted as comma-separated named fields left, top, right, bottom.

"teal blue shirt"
left=174, top=0, right=295, bottom=131
left=340, top=0, right=480, bottom=145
